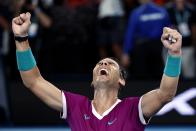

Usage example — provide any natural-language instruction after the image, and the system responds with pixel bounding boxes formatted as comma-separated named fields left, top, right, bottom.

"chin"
left=96, top=77, right=110, bottom=82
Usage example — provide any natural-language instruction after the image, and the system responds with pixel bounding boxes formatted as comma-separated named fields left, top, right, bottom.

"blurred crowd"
left=0, top=0, right=196, bottom=124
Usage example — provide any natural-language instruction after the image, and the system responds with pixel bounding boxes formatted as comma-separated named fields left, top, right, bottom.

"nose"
left=100, top=61, right=108, bottom=66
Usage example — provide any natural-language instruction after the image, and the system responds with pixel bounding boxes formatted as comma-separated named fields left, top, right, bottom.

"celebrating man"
left=12, top=12, right=182, bottom=131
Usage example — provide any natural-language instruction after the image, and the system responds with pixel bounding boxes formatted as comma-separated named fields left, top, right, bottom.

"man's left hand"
left=161, top=27, right=182, bottom=56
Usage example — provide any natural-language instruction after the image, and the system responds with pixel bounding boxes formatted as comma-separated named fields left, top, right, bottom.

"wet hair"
left=108, top=57, right=128, bottom=81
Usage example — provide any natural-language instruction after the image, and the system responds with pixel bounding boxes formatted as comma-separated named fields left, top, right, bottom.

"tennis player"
left=12, top=12, right=182, bottom=131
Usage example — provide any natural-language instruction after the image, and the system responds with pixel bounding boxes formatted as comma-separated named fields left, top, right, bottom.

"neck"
left=93, top=86, right=119, bottom=115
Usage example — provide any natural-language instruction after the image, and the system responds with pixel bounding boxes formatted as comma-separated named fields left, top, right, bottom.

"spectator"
left=18, top=0, right=53, bottom=58
left=96, top=0, right=125, bottom=60
left=0, top=0, right=11, bottom=123
left=122, top=0, right=170, bottom=79
left=38, top=0, right=90, bottom=74
left=165, top=0, right=196, bottom=80
left=122, top=0, right=139, bottom=19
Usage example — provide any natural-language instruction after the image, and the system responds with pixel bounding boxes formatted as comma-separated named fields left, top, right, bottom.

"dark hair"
left=109, top=57, right=128, bottom=81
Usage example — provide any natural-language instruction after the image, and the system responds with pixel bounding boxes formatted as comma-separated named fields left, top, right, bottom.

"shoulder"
left=62, top=91, right=89, bottom=104
left=62, top=91, right=87, bottom=98
left=118, top=97, right=141, bottom=114
left=62, top=91, right=90, bottom=114
left=148, top=3, right=167, bottom=13
left=121, top=97, right=140, bottom=107
left=119, top=97, right=147, bottom=126
left=124, top=97, right=140, bottom=101
left=131, top=5, right=145, bottom=16
left=61, top=91, right=91, bottom=120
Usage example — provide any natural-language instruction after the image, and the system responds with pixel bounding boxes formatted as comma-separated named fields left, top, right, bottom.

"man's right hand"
left=12, top=12, right=31, bottom=37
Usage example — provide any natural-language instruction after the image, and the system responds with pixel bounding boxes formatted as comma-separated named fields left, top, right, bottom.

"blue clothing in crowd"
left=123, top=2, right=171, bottom=54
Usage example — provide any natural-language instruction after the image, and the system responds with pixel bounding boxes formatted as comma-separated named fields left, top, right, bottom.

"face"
left=92, top=58, right=125, bottom=89
left=175, top=0, right=185, bottom=10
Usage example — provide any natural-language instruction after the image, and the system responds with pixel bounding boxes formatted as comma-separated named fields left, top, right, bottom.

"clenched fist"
left=12, top=12, right=31, bottom=37
left=161, top=27, right=182, bottom=56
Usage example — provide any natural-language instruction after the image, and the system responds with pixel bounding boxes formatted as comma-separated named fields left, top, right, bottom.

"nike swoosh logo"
left=108, top=118, right=117, bottom=126
left=84, top=114, right=90, bottom=120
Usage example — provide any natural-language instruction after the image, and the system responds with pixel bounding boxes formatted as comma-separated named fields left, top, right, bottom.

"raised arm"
left=141, top=27, right=182, bottom=119
left=12, top=12, right=62, bottom=112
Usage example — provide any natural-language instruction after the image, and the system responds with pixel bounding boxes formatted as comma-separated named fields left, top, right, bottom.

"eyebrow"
left=97, top=59, right=119, bottom=67
left=106, top=59, right=119, bottom=67
left=108, top=60, right=116, bottom=64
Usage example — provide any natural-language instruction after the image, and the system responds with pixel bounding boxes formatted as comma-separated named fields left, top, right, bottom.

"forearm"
left=158, top=75, right=179, bottom=103
left=16, top=39, right=30, bottom=51
left=159, top=51, right=182, bottom=102
left=16, top=39, right=41, bottom=88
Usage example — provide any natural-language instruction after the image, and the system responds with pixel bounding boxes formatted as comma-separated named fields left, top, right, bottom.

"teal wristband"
left=16, top=48, right=36, bottom=71
left=164, top=54, right=181, bottom=77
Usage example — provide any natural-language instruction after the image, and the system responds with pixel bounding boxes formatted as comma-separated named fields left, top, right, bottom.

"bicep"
left=20, top=67, right=62, bottom=112
left=30, top=76, right=62, bottom=112
left=141, top=89, right=165, bottom=118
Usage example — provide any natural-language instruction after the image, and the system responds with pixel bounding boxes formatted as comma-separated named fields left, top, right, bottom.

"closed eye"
left=108, top=61, right=118, bottom=68
left=108, top=62, right=115, bottom=65
left=97, top=62, right=102, bottom=65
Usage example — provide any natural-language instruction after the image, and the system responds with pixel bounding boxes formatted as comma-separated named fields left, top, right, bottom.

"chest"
left=67, top=104, right=139, bottom=131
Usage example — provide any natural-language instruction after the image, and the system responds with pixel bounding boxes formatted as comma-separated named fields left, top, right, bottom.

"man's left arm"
left=141, top=27, right=182, bottom=119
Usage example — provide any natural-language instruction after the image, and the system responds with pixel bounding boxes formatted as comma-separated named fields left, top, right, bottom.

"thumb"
left=26, top=12, right=31, bottom=20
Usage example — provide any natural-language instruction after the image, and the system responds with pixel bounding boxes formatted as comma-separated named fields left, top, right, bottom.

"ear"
left=118, top=78, right=125, bottom=87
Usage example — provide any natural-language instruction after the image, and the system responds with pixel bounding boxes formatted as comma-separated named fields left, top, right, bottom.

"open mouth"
left=99, top=69, right=108, bottom=76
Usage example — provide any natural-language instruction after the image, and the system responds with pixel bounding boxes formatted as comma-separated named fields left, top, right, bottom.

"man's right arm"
left=13, top=12, right=62, bottom=112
